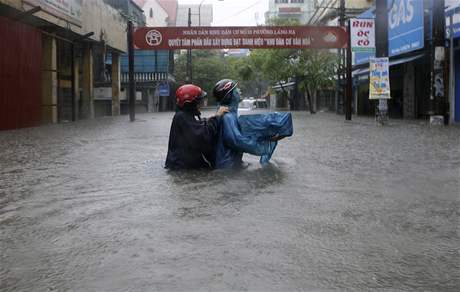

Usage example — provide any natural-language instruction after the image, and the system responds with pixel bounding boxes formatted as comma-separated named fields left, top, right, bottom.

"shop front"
left=352, top=0, right=429, bottom=119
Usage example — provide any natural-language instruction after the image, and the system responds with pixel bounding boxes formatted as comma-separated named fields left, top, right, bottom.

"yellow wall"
left=82, top=0, right=127, bottom=52
left=0, top=0, right=20, bottom=9
left=41, top=35, right=58, bottom=124
left=1, top=0, right=127, bottom=52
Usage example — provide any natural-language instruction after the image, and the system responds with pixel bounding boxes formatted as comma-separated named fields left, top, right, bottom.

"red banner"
left=134, top=26, right=348, bottom=50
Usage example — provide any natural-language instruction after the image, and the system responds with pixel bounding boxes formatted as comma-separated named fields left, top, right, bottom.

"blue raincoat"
left=215, top=90, right=293, bottom=168
left=238, top=112, right=293, bottom=164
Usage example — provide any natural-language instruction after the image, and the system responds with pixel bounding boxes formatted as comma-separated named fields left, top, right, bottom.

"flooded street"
left=1, top=112, right=459, bottom=291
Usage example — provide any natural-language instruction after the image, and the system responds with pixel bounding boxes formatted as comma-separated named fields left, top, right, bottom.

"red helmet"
left=175, top=84, right=207, bottom=108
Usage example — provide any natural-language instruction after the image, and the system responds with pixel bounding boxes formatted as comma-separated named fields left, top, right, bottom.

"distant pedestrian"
left=165, top=84, right=228, bottom=170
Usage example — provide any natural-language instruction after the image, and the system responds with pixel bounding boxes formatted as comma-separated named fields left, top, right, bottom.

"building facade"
left=0, top=0, right=128, bottom=130
left=112, top=0, right=177, bottom=113
left=351, top=0, right=441, bottom=120
left=265, top=0, right=315, bottom=24
left=92, top=0, right=146, bottom=117
left=310, top=0, right=374, bottom=25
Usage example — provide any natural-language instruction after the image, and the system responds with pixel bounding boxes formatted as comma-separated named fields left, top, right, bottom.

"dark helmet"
left=175, top=84, right=207, bottom=108
left=213, top=79, right=238, bottom=103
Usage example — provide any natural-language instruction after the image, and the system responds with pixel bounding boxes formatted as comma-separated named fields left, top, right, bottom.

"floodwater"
left=1, top=112, right=459, bottom=291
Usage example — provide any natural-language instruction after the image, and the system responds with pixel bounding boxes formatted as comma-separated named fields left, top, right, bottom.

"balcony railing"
left=98, top=72, right=175, bottom=84
left=121, top=72, right=171, bottom=83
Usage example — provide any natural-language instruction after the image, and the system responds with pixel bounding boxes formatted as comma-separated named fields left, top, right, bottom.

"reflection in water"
left=166, top=163, right=286, bottom=219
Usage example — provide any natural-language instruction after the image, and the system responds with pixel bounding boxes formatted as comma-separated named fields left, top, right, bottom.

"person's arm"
left=204, top=106, right=229, bottom=120
left=222, top=114, right=270, bottom=156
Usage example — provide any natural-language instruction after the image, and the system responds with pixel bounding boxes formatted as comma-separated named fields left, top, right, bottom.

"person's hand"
left=216, top=106, right=229, bottom=117
left=271, top=134, right=285, bottom=141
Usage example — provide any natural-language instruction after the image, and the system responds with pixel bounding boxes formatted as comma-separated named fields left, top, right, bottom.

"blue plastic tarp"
left=238, top=112, right=293, bottom=164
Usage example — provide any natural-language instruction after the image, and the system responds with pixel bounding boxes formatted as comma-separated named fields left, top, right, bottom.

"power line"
left=213, top=1, right=261, bottom=25
left=308, top=0, right=331, bottom=24
left=308, top=0, right=338, bottom=25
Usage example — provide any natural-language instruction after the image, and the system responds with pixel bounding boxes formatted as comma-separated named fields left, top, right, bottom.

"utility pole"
left=345, top=19, right=352, bottom=120
left=375, top=0, right=389, bottom=124
left=430, top=0, right=447, bottom=125
left=336, top=0, right=345, bottom=114
left=186, top=8, right=192, bottom=83
left=127, top=20, right=135, bottom=122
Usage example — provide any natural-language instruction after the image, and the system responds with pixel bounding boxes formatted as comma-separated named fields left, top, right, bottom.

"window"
left=291, top=0, right=304, bottom=3
left=150, top=8, right=153, bottom=18
left=275, top=0, right=288, bottom=3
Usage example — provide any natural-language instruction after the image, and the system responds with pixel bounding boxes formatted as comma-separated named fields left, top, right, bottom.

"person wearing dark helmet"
left=213, top=79, right=277, bottom=169
left=165, top=84, right=228, bottom=170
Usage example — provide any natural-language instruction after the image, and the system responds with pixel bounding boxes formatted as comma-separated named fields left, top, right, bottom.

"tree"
left=174, top=50, right=230, bottom=104
left=248, top=17, right=339, bottom=112
left=174, top=50, right=269, bottom=104
left=290, top=50, right=338, bottom=113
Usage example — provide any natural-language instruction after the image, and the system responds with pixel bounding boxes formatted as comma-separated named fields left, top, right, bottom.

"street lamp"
left=199, top=0, right=224, bottom=26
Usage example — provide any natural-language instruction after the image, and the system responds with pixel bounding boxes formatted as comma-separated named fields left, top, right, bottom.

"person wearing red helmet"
left=165, top=84, right=228, bottom=170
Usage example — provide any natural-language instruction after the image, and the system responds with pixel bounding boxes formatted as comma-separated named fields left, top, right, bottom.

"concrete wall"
left=403, top=62, right=416, bottom=119
left=2, top=0, right=83, bottom=33
left=0, top=0, right=21, bottom=9
left=82, top=0, right=127, bottom=52
left=1, top=0, right=127, bottom=52
left=345, top=0, right=375, bottom=9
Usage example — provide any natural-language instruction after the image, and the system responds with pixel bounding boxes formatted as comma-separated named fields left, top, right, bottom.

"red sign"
left=134, top=26, right=348, bottom=50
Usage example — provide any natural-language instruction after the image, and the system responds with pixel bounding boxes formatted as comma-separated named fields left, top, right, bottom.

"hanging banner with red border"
left=134, top=26, right=348, bottom=50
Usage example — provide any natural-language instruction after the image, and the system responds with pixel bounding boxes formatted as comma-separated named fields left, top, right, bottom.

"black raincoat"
left=165, top=108, right=220, bottom=170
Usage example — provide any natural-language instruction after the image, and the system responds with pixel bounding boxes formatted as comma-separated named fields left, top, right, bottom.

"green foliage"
left=292, top=49, right=338, bottom=94
left=174, top=50, right=229, bottom=104
left=174, top=50, right=266, bottom=103
left=249, top=17, right=339, bottom=107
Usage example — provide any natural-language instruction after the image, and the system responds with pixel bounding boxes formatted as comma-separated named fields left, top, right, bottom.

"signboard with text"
left=350, top=18, right=375, bottom=52
left=158, top=83, right=170, bottom=97
left=446, top=4, right=460, bottom=39
left=354, top=0, right=424, bottom=64
left=388, top=0, right=424, bottom=56
left=134, top=26, right=348, bottom=50
left=25, top=0, right=82, bottom=25
left=369, top=58, right=391, bottom=100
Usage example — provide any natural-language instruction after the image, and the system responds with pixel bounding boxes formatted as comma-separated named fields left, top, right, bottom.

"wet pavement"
left=1, top=111, right=459, bottom=291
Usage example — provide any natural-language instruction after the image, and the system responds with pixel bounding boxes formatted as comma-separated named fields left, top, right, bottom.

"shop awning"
left=446, top=4, right=460, bottom=17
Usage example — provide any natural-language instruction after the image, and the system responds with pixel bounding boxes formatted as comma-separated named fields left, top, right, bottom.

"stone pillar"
left=41, top=35, right=58, bottom=124
left=147, top=88, right=154, bottom=113
left=354, top=85, right=359, bottom=115
left=111, top=52, right=121, bottom=116
left=81, top=44, right=94, bottom=119
left=153, top=86, right=160, bottom=112
left=73, top=53, right=80, bottom=120
left=403, top=63, right=415, bottom=119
